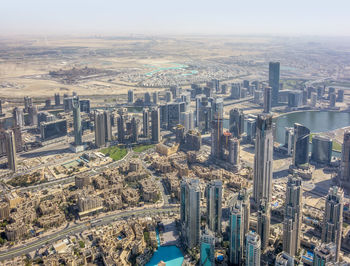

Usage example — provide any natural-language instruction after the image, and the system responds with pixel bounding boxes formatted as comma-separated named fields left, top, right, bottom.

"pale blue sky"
left=0, top=0, right=349, bottom=36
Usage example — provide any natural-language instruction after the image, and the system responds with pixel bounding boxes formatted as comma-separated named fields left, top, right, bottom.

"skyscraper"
left=293, top=123, right=310, bottom=167
left=257, top=198, right=271, bottom=251
left=5, top=130, right=17, bottom=172
left=152, top=91, right=159, bottom=105
left=229, top=108, right=244, bottom=139
left=130, top=117, right=139, bottom=143
left=151, top=107, right=160, bottom=143
left=54, top=93, right=60, bottom=106
left=231, top=83, right=241, bottom=99
left=24, top=96, right=33, bottom=113
left=340, top=130, right=350, bottom=189
left=144, top=92, right=151, bottom=105
left=180, top=178, right=200, bottom=249
left=253, top=114, right=273, bottom=205
left=200, top=230, right=215, bottom=266
left=128, top=89, right=134, bottom=104
left=283, top=176, right=302, bottom=256
left=211, top=97, right=223, bottom=159
left=94, top=111, right=106, bottom=148
left=269, top=62, right=280, bottom=106
left=228, top=138, right=240, bottom=166
left=229, top=191, right=250, bottom=266
left=322, top=186, right=343, bottom=261
left=263, top=87, right=272, bottom=113
left=28, top=106, right=38, bottom=126
left=117, top=111, right=126, bottom=143
left=103, top=111, right=113, bottom=142
left=311, top=135, right=332, bottom=165
left=142, top=109, right=150, bottom=138
left=246, top=231, right=261, bottom=266
left=206, top=180, right=222, bottom=234
left=72, top=97, right=82, bottom=146
left=13, top=107, right=24, bottom=129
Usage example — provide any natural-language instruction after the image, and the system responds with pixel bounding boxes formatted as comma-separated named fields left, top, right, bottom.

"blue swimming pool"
left=146, top=229, right=184, bottom=266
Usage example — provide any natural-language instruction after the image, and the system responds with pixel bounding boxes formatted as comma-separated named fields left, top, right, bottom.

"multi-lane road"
left=0, top=205, right=179, bottom=261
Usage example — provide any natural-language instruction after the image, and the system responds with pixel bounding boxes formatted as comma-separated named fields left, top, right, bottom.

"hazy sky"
left=1, top=0, right=349, bottom=36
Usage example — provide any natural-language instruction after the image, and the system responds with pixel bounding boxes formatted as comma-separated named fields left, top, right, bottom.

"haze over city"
left=0, top=1, right=350, bottom=266
left=1, top=0, right=350, bottom=36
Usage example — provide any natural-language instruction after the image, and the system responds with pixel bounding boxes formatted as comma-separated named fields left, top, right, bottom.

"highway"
left=0, top=205, right=179, bottom=261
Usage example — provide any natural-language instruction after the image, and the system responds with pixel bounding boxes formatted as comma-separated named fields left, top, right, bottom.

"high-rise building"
left=311, top=92, right=317, bottom=107
left=63, top=97, right=73, bottom=112
left=253, top=114, right=273, bottom=205
left=288, top=91, right=303, bottom=108
left=206, top=180, right=222, bottom=234
left=231, top=83, right=241, bottom=99
left=151, top=107, right=160, bottom=143
left=170, top=86, right=180, bottom=99
left=228, top=138, right=240, bottom=166
left=275, top=252, right=294, bottom=266
left=293, top=123, right=310, bottom=167
left=167, top=102, right=182, bottom=129
left=104, top=111, right=113, bottom=142
left=54, top=93, right=60, bottom=106
left=180, top=111, right=194, bottom=131
left=13, top=107, right=24, bottom=129
left=79, top=100, right=90, bottom=113
left=211, top=98, right=224, bottom=159
left=311, top=135, right=332, bottom=165
left=185, top=130, right=202, bottom=151
left=117, top=110, right=126, bottom=143
left=246, top=231, right=261, bottom=266
left=337, top=89, right=344, bottom=102
left=329, top=93, right=336, bottom=108
left=212, top=79, right=220, bottom=93
left=229, top=193, right=249, bottom=265
left=142, top=109, right=150, bottom=138
left=313, top=242, right=337, bottom=266
left=130, top=117, right=139, bottom=143
left=40, top=120, right=67, bottom=141
left=321, top=186, right=343, bottom=261
left=229, top=108, right=244, bottom=139
left=24, top=96, right=33, bottom=113
left=165, top=91, right=173, bottom=102
left=285, top=127, right=294, bottom=156
left=72, top=97, right=82, bottom=146
left=283, top=176, right=302, bottom=256
left=94, top=111, right=106, bottom=148
left=246, top=118, right=257, bottom=143
left=269, top=62, right=280, bottom=106
left=152, top=92, right=159, bottom=105
left=45, top=99, right=51, bottom=108
left=340, top=130, right=350, bottom=188
left=5, top=130, right=17, bottom=172
left=144, top=92, right=151, bottom=105
left=200, top=230, right=215, bottom=266
left=28, top=106, right=38, bottom=126
left=128, top=89, right=134, bottom=104
left=263, top=87, right=272, bottom=113
left=180, top=178, right=200, bottom=249
left=257, top=198, right=271, bottom=251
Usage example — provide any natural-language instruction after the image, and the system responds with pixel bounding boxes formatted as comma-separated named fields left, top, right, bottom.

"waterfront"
left=273, top=111, right=350, bottom=144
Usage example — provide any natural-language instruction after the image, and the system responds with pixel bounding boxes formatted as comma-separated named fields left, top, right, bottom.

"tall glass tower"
left=72, top=97, right=82, bottom=146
